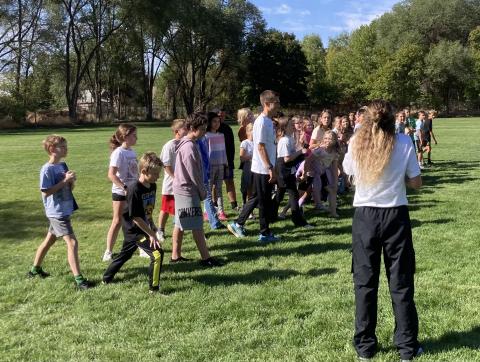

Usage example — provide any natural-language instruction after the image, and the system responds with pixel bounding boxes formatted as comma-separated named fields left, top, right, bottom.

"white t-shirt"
left=240, top=139, right=253, bottom=158
left=160, top=139, right=179, bottom=195
left=277, top=135, right=296, bottom=174
left=311, top=126, right=325, bottom=144
left=414, top=119, right=424, bottom=141
left=251, top=113, right=276, bottom=175
left=109, top=147, right=138, bottom=195
left=343, top=133, right=420, bottom=207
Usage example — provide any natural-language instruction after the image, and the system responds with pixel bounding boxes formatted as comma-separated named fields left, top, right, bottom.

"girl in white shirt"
left=103, top=124, right=138, bottom=262
left=342, top=100, right=422, bottom=361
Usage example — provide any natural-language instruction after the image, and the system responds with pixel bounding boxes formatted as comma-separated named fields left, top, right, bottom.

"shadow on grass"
left=185, top=267, right=337, bottom=286
left=423, top=325, right=480, bottom=353
left=420, top=160, right=479, bottom=187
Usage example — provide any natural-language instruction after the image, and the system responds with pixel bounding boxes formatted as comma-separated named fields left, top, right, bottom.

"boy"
left=103, top=152, right=165, bottom=293
left=424, top=110, right=438, bottom=165
left=157, top=119, right=187, bottom=242
left=228, top=90, right=280, bottom=243
left=28, top=135, right=91, bottom=290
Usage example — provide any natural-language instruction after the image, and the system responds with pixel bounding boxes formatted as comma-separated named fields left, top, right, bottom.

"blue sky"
left=251, top=0, right=399, bottom=45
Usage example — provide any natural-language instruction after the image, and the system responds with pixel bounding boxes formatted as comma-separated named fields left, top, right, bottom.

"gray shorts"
left=174, top=194, right=203, bottom=231
left=48, top=216, right=74, bottom=237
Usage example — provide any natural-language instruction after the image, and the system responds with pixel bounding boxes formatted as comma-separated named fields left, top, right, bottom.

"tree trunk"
left=15, top=0, right=23, bottom=97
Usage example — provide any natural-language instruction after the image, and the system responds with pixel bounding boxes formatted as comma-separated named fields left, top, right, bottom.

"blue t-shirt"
left=196, top=138, right=210, bottom=184
left=40, top=162, right=78, bottom=218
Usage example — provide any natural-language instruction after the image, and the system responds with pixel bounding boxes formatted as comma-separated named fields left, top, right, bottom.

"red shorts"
left=160, top=195, right=175, bottom=215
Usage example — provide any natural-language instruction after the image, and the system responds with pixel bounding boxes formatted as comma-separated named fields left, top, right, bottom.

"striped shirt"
left=205, top=132, right=228, bottom=166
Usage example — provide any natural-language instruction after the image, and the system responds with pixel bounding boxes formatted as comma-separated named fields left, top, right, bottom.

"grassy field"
left=1, top=118, right=479, bottom=361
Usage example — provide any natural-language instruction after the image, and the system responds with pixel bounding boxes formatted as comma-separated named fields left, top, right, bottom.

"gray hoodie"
left=173, top=136, right=207, bottom=200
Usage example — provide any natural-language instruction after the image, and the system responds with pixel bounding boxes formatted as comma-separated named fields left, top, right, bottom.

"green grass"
left=1, top=119, right=479, bottom=361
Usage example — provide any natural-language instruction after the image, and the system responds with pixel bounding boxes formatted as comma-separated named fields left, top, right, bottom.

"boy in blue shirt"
left=28, top=135, right=91, bottom=290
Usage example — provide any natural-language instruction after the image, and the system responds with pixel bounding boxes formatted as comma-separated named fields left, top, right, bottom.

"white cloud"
left=277, top=4, right=292, bottom=14
left=336, top=0, right=397, bottom=32
left=298, top=9, right=311, bottom=16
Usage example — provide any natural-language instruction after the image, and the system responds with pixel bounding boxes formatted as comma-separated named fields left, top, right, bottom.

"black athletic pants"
left=103, top=236, right=164, bottom=291
left=352, top=206, right=419, bottom=360
left=274, top=173, right=307, bottom=227
left=236, top=172, right=274, bottom=236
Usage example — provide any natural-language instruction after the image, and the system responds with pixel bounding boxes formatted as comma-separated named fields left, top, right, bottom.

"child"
left=104, top=124, right=144, bottom=262
left=395, top=111, right=406, bottom=134
left=424, top=110, right=438, bottom=165
left=205, top=112, right=228, bottom=221
left=171, top=112, right=222, bottom=267
left=28, top=135, right=91, bottom=290
left=310, top=110, right=332, bottom=148
left=292, top=115, right=304, bottom=149
left=157, top=119, right=187, bottom=242
left=237, top=107, right=253, bottom=142
left=103, top=152, right=165, bottom=293
left=302, top=130, right=340, bottom=218
left=275, top=117, right=311, bottom=228
left=300, top=117, right=314, bottom=150
left=414, top=111, right=426, bottom=169
left=240, top=123, right=254, bottom=207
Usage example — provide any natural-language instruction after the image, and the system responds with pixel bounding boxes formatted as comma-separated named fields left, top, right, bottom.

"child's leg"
left=136, top=239, right=164, bottom=290
left=192, top=229, right=211, bottom=260
left=158, top=210, right=169, bottom=231
left=285, top=174, right=307, bottom=226
left=325, top=169, right=338, bottom=217
left=171, top=226, right=184, bottom=260
left=103, top=238, right=137, bottom=282
left=106, top=200, right=124, bottom=252
left=33, top=232, right=57, bottom=267
left=63, top=234, right=81, bottom=276
left=215, top=166, right=225, bottom=213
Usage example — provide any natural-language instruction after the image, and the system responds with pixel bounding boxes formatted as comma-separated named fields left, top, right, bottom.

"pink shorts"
left=160, top=195, right=175, bottom=215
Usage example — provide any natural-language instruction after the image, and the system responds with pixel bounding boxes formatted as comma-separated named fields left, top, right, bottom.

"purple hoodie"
left=173, top=136, right=207, bottom=200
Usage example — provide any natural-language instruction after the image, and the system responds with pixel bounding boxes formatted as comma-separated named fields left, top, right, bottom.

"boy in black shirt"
left=103, top=152, right=164, bottom=293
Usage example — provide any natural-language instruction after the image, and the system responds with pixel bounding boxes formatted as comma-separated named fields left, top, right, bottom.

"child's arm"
left=239, top=147, right=251, bottom=162
left=164, top=166, right=174, bottom=178
left=431, top=130, right=437, bottom=144
left=41, top=171, right=76, bottom=197
left=283, top=147, right=307, bottom=163
left=133, top=217, right=162, bottom=249
left=108, top=166, right=127, bottom=190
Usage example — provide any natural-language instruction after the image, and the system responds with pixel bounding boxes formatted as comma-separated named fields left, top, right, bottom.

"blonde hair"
left=43, top=135, right=66, bottom=154
left=171, top=118, right=186, bottom=131
left=351, top=100, right=396, bottom=186
left=109, top=123, right=137, bottom=151
left=138, top=152, right=162, bottom=173
left=237, top=108, right=252, bottom=127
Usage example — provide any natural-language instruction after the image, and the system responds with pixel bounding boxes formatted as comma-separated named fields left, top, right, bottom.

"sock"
left=74, top=274, right=86, bottom=285
left=231, top=201, right=238, bottom=209
left=31, top=265, right=42, bottom=274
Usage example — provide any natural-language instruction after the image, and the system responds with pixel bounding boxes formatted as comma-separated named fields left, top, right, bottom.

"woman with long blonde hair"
left=343, top=100, right=423, bottom=361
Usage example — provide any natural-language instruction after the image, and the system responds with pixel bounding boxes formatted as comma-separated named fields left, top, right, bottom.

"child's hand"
left=64, top=170, right=76, bottom=183
left=149, top=235, right=162, bottom=250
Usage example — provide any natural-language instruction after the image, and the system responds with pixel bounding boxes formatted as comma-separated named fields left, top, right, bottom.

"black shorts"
left=112, top=193, right=126, bottom=201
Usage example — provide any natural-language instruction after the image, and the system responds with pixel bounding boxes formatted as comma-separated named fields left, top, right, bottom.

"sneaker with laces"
left=199, top=257, right=223, bottom=267
left=76, top=279, right=93, bottom=290
left=258, top=233, right=280, bottom=244
left=218, top=211, right=228, bottom=221
left=138, top=248, right=150, bottom=258
left=27, top=267, right=50, bottom=278
left=102, top=250, right=113, bottom=262
left=227, top=222, right=246, bottom=238
left=156, top=230, right=166, bottom=242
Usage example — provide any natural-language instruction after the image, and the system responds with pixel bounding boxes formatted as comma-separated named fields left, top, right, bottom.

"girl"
left=300, top=117, right=314, bottom=150
left=104, top=124, right=142, bottom=262
left=291, top=115, right=304, bottom=149
left=310, top=109, right=332, bottom=148
left=275, top=117, right=310, bottom=227
left=343, top=100, right=422, bottom=361
left=205, top=112, right=228, bottom=221
left=395, top=111, right=406, bottom=134
left=239, top=123, right=254, bottom=207
left=301, top=130, right=340, bottom=218
left=237, top=107, right=253, bottom=142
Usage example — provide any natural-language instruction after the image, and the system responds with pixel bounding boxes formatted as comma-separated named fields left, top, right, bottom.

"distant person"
left=239, top=123, right=254, bottom=208
left=228, top=90, right=280, bottom=243
left=343, top=100, right=423, bottom=362
left=103, top=152, right=164, bottom=293
left=237, top=107, right=254, bottom=142
left=157, top=119, right=187, bottom=242
left=395, top=111, right=406, bottom=134
left=404, top=108, right=416, bottom=144
left=28, top=135, right=91, bottom=290
left=424, top=110, right=438, bottom=165
left=354, top=107, right=366, bottom=133
left=414, top=111, right=426, bottom=169
left=216, top=108, right=239, bottom=212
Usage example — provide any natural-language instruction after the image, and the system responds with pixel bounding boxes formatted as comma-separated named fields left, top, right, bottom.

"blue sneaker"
left=258, top=234, right=280, bottom=244
left=227, top=222, right=246, bottom=238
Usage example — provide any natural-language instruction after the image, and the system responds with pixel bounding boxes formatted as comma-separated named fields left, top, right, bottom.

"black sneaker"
left=76, top=280, right=93, bottom=290
left=199, top=257, right=223, bottom=267
left=170, top=256, right=192, bottom=263
left=400, top=346, right=424, bottom=362
left=27, top=268, right=50, bottom=278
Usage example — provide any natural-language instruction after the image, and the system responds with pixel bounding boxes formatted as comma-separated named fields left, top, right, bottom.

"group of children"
left=27, top=102, right=437, bottom=293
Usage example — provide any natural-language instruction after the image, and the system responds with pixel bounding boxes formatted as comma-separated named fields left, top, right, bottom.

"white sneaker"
left=302, top=224, right=314, bottom=229
left=102, top=250, right=112, bottom=262
left=139, top=248, right=149, bottom=258
left=156, top=230, right=165, bottom=242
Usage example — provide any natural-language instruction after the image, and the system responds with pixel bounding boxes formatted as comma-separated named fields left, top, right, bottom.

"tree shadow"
left=422, top=325, right=480, bottom=353
left=410, top=218, right=455, bottom=228
left=173, top=267, right=338, bottom=287
left=420, top=160, right=479, bottom=188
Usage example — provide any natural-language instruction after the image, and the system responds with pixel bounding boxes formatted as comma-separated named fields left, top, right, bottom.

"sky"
left=251, top=0, right=399, bottom=45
